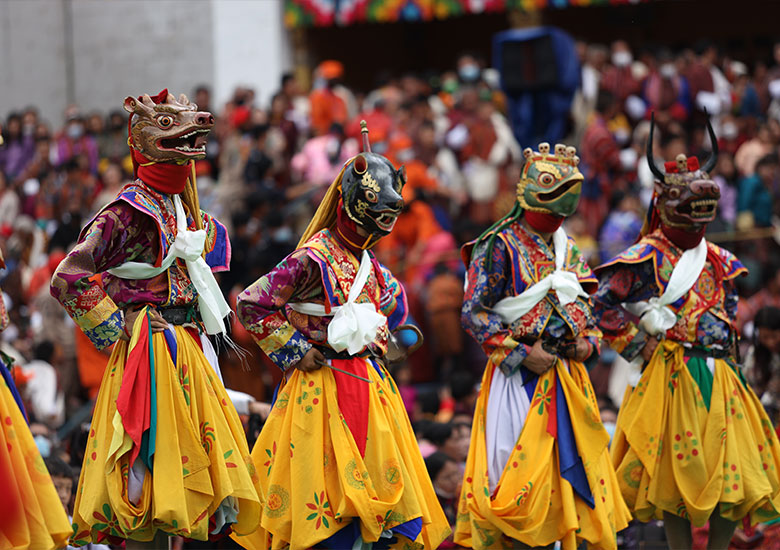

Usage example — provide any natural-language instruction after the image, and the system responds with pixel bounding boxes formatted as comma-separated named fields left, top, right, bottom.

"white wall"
left=211, top=0, right=291, bottom=111
left=0, top=1, right=69, bottom=125
left=0, top=0, right=290, bottom=127
left=70, top=0, right=215, bottom=117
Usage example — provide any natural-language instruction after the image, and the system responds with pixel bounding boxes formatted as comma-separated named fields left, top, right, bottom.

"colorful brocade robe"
left=236, top=228, right=407, bottom=370
left=456, top=222, right=630, bottom=550
left=593, top=228, right=746, bottom=361
left=592, top=230, right=780, bottom=527
left=234, top=229, right=451, bottom=550
left=461, top=221, right=601, bottom=375
left=51, top=180, right=230, bottom=348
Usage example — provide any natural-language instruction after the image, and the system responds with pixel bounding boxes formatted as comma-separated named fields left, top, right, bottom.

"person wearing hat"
left=310, top=60, right=350, bottom=137
left=456, top=142, right=630, bottom=549
left=593, top=115, right=780, bottom=548
left=233, top=123, right=449, bottom=550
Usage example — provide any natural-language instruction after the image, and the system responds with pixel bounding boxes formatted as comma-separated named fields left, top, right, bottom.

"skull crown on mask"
left=516, top=142, right=584, bottom=218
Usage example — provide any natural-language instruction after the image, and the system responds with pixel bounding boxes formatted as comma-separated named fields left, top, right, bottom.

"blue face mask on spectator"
left=459, top=64, right=481, bottom=83
left=603, top=422, right=617, bottom=442
left=34, top=434, right=52, bottom=457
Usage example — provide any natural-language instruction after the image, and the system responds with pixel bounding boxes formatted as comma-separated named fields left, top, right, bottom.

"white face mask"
left=722, top=122, right=738, bottom=140
left=660, top=64, right=677, bottom=79
left=603, top=422, right=617, bottom=441
left=612, top=51, right=633, bottom=68
left=614, top=128, right=631, bottom=146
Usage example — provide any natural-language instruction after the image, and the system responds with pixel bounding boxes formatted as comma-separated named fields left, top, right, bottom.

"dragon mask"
left=647, top=113, right=720, bottom=233
left=517, top=142, right=583, bottom=218
left=123, top=89, right=214, bottom=164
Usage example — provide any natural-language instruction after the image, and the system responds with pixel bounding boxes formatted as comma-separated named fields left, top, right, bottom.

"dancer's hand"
left=121, top=308, right=167, bottom=340
left=523, top=340, right=557, bottom=375
left=641, top=334, right=660, bottom=362
left=559, top=337, right=591, bottom=361
left=297, top=348, right=326, bottom=372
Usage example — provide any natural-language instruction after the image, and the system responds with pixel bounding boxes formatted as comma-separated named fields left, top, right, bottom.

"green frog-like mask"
left=516, top=142, right=583, bottom=217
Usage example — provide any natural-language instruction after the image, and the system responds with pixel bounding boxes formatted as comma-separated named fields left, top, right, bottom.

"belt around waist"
left=159, top=305, right=200, bottom=326
left=315, top=345, right=375, bottom=361
left=681, top=345, right=731, bottom=360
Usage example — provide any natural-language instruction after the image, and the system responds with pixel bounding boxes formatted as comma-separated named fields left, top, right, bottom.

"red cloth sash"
left=331, top=358, right=370, bottom=457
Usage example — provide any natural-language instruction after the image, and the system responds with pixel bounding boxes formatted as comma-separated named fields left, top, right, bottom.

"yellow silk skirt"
left=0, top=365, right=71, bottom=549
left=232, top=358, right=450, bottom=550
left=71, top=309, right=261, bottom=545
left=454, top=358, right=630, bottom=550
left=611, top=339, right=780, bottom=526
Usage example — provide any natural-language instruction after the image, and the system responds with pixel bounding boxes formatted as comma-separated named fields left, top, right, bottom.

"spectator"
left=45, top=455, right=111, bottom=550
left=735, top=122, right=775, bottom=177
left=601, top=40, right=642, bottom=103
left=21, top=340, right=64, bottom=428
left=0, top=112, right=36, bottom=181
left=739, top=260, right=780, bottom=332
left=744, top=307, right=780, bottom=425
left=53, top=111, right=98, bottom=175
left=737, top=152, right=778, bottom=229
left=580, top=89, right=623, bottom=233
left=643, top=48, right=691, bottom=121
left=309, top=60, right=350, bottom=136
left=424, top=451, right=461, bottom=548
left=290, top=122, right=357, bottom=188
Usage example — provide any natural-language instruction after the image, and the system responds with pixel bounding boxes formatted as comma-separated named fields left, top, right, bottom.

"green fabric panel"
left=685, top=356, right=713, bottom=411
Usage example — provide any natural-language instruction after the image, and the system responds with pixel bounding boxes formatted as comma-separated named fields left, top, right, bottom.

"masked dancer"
left=594, top=115, right=780, bottom=548
left=51, top=90, right=261, bottom=547
left=456, top=143, right=630, bottom=550
left=234, top=122, right=449, bottom=550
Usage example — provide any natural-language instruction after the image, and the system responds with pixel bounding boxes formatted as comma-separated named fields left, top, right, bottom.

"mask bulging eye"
left=365, top=190, right=378, bottom=203
left=538, top=173, right=555, bottom=187
left=157, top=115, right=174, bottom=128
left=668, top=187, right=681, bottom=199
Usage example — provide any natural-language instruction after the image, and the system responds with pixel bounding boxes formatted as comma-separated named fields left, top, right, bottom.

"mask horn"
left=646, top=112, right=666, bottom=181
left=360, top=119, right=371, bottom=153
left=701, top=108, right=719, bottom=174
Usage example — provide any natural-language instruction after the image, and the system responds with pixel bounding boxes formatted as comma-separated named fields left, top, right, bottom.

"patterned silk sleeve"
left=580, top=307, right=602, bottom=370
left=236, top=249, right=318, bottom=370
left=50, top=204, right=157, bottom=350
left=593, top=260, right=658, bottom=360
left=724, top=278, right=739, bottom=326
left=378, top=265, right=409, bottom=331
left=461, top=239, right=531, bottom=376
left=0, top=293, right=8, bottom=333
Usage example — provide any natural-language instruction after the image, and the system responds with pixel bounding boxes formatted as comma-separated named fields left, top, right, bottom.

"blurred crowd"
left=3, top=38, right=780, bottom=548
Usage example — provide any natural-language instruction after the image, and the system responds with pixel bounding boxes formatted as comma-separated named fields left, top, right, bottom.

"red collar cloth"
left=524, top=211, right=565, bottom=233
left=132, top=149, right=190, bottom=195
left=335, top=202, right=374, bottom=255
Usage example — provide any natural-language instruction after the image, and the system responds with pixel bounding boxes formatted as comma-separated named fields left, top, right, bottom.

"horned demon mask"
left=647, top=114, right=720, bottom=232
